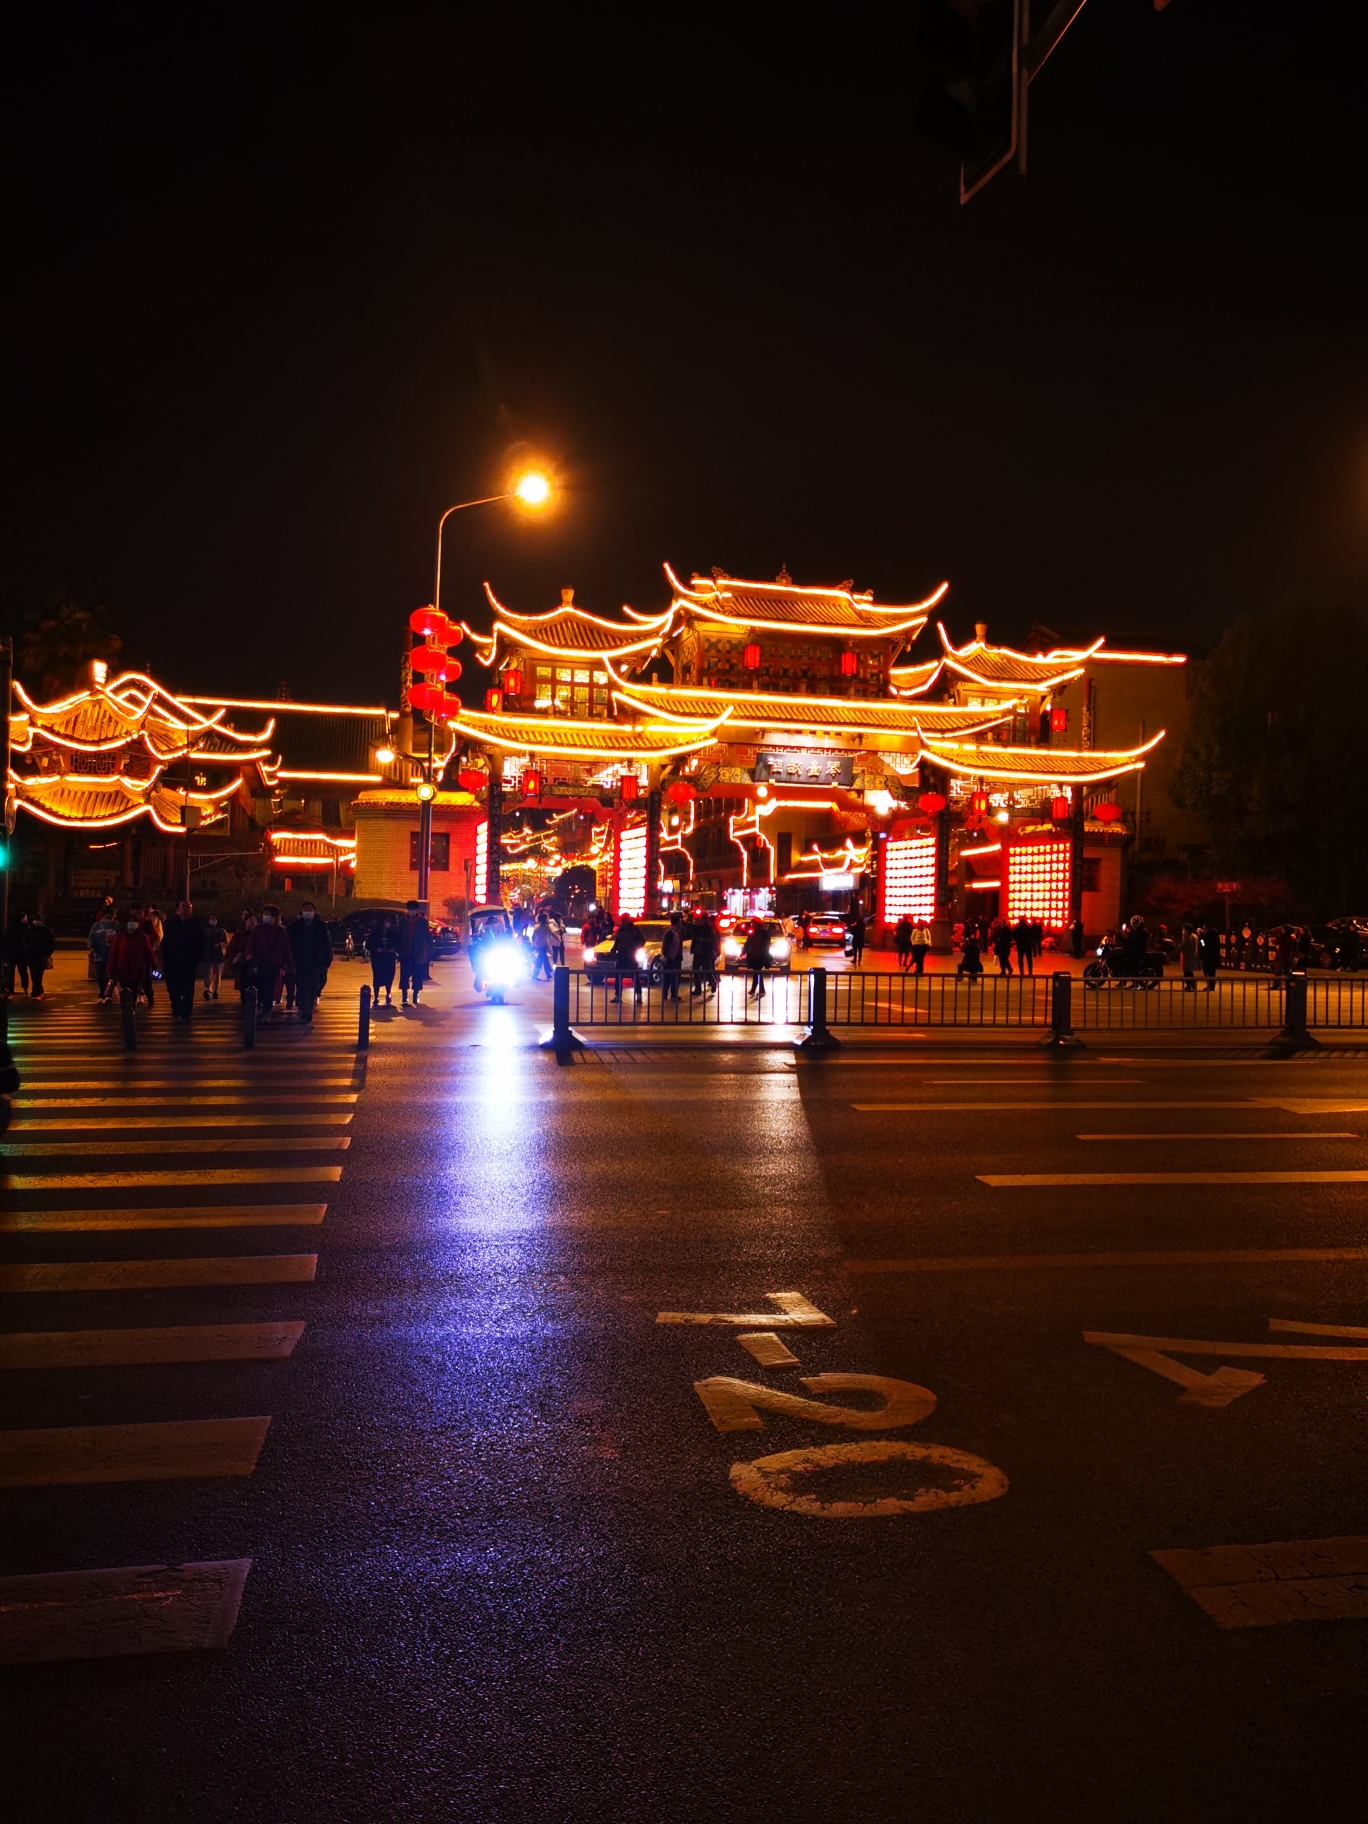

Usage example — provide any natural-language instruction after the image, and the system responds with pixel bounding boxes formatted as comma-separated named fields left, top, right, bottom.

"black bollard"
left=358, top=984, right=371, bottom=1050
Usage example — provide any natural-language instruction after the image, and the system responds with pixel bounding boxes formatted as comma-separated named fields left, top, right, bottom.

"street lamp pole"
left=413, top=474, right=553, bottom=911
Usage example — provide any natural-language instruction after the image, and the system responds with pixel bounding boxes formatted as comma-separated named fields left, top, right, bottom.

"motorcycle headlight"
left=770, top=938, right=790, bottom=959
left=722, top=938, right=741, bottom=958
left=582, top=946, right=597, bottom=963
left=635, top=947, right=648, bottom=967
left=485, top=942, right=524, bottom=988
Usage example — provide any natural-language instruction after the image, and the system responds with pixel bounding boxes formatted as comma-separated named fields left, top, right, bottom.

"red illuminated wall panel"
left=880, top=835, right=936, bottom=923
left=1006, top=840, right=1071, bottom=927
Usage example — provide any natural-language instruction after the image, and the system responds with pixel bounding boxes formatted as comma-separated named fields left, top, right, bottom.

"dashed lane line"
left=0, top=1559, right=250, bottom=1663
left=0, top=1257, right=317, bottom=1293
left=2, top=1115, right=354, bottom=1129
left=1076, top=1132, right=1359, bottom=1140
left=0, top=1138, right=350, bottom=1155
left=13, top=1095, right=359, bottom=1108
left=852, top=1101, right=1257, bottom=1112
left=0, top=1205, right=327, bottom=1232
left=980, top=1170, right=1368, bottom=1186
left=4, top=1166, right=343, bottom=1189
left=0, top=1417, right=272, bottom=1486
left=1084, top=1329, right=1368, bottom=1362
left=0, top=1322, right=305, bottom=1370
left=1152, top=1536, right=1368, bottom=1629
left=844, top=1246, right=1368, bottom=1274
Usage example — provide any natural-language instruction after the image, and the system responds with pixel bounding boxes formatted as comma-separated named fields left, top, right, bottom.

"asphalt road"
left=4, top=954, right=1368, bottom=1821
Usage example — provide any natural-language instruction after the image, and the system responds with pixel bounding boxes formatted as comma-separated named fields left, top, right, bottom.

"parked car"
left=720, top=918, right=793, bottom=974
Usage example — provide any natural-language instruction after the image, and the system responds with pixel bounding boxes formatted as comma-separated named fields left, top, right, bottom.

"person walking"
left=288, top=901, right=334, bottom=1023
left=396, top=900, right=431, bottom=1006
left=909, top=918, right=932, bottom=977
left=690, top=913, right=719, bottom=998
left=245, top=903, right=293, bottom=1020
left=992, top=918, right=1014, bottom=976
left=1013, top=915, right=1034, bottom=977
left=743, top=919, right=771, bottom=999
left=1180, top=923, right=1199, bottom=991
left=660, top=912, right=684, bottom=1002
left=87, top=907, right=118, bottom=1002
left=224, top=911, right=256, bottom=999
left=1198, top=922, right=1220, bottom=992
left=366, top=913, right=398, bottom=1005
left=203, top=913, right=227, bottom=1000
left=2, top=911, right=28, bottom=997
left=1069, top=914, right=1085, bottom=960
left=847, top=907, right=866, bottom=966
left=530, top=912, right=555, bottom=983
left=1271, top=924, right=1295, bottom=980
left=106, top=915, right=158, bottom=1012
left=607, top=914, right=643, bottom=1005
left=23, top=912, right=55, bottom=999
left=894, top=916, right=913, bottom=971
left=160, top=901, right=207, bottom=1022
left=549, top=911, right=566, bottom=967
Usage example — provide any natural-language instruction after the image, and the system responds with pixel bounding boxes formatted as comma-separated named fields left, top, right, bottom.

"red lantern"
left=1051, top=795, right=1071, bottom=821
left=970, top=790, right=990, bottom=817
left=667, top=780, right=697, bottom=804
left=917, top=791, right=946, bottom=815
left=522, top=770, right=541, bottom=799
left=1050, top=707, right=1068, bottom=732
left=442, top=618, right=463, bottom=647
left=409, top=606, right=442, bottom=638
left=443, top=659, right=462, bottom=685
left=839, top=649, right=858, bottom=678
left=458, top=768, right=485, bottom=794
left=1094, top=800, right=1122, bottom=823
left=504, top=668, right=523, bottom=698
left=410, top=644, right=448, bottom=678
left=743, top=642, right=761, bottom=671
left=620, top=774, right=639, bottom=803
left=485, top=688, right=503, bottom=713
left=408, top=681, right=442, bottom=713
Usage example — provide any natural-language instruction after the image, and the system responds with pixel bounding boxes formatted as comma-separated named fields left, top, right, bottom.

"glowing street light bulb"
left=512, top=471, right=552, bottom=508
left=415, top=780, right=436, bottom=803
left=375, top=745, right=396, bottom=765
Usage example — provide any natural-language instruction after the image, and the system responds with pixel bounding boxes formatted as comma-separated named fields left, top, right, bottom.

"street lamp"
left=411, top=468, right=556, bottom=909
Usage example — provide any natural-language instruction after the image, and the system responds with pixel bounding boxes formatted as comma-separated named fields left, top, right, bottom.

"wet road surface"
left=4, top=956, right=1368, bottom=1820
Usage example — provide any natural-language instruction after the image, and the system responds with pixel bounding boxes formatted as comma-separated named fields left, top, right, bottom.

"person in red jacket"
left=104, top=918, right=158, bottom=1004
left=244, top=904, right=293, bottom=1020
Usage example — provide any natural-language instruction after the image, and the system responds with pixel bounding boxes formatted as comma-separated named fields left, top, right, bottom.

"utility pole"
left=0, top=638, right=10, bottom=940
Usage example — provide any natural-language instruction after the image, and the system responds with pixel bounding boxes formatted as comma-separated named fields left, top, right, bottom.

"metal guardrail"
left=545, top=965, right=1366, bottom=1047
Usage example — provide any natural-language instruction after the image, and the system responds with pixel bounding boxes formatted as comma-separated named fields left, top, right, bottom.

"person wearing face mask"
left=106, top=916, right=158, bottom=1008
left=287, top=901, right=334, bottom=1024
left=244, top=903, right=293, bottom=1020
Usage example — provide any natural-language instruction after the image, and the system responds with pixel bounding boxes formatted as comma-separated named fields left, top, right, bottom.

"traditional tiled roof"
left=465, top=585, right=676, bottom=667
left=938, top=625, right=1100, bottom=693
left=917, top=730, right=1166, bottom=784
left=607, top=674, right=1010, bottom=740
left=183, top=698, right=390, bottom=782
left=667, top=564, right=946, bottom=639
left=445, top=709, right=728, bottom=760
left=887, top=658, right=945, bottom=697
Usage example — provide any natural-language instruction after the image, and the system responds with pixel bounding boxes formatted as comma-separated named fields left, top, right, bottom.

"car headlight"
left=582, top=946, right=597, bottom=963
left=635, top=947, right=648, bottom=967
left=770, top=938, right=790, bottom=959
left=722, top=938, right=741, bottom=958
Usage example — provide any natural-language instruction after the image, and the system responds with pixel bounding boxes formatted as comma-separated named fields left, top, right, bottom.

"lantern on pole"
left=408, top=682, right=442, bottom=713
left=409, top=606, right=443, bottom=639
left=409, top=645, right=449, bottom=678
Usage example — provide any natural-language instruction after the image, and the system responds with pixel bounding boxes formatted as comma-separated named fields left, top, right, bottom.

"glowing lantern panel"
left=880, top=835, right=936, bottom=924
left=475, top=819, right=488, bottom=902
left=614, top=824, right=648, bottom=919
left=1051, top=707, right=1068, bottom=732
left=970, top=790, right=990, bottom=817
left=522, top=770, right=541, bottom=799
left=619, top=773, right=639, bottom=803
left=839, top=649, right=858, bottom=678
left=1006, top=840, right=1071, bottom=928
left=1051, top=795, right=1071, bottom=821
left=503, top=669, right=523, bottom=698
left=743, top=642, right=761, bottom=671
left=485, top=688, right=503, bottom=713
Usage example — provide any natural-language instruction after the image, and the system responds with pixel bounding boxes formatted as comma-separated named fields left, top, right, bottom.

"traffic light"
left=915, top=0, right=1021, bottom=202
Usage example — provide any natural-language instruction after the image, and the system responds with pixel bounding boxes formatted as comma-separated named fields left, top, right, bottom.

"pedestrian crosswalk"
left=0, top=952, right=366, bottom=1658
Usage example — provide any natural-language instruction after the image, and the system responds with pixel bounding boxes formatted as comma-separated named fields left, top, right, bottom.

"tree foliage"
left=1173, top=600, right=1368, bottom=916
left=19, top=594, right=122, bottom=699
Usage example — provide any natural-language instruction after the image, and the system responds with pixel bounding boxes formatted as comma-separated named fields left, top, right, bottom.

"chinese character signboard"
left=754, top=750, right=854, bottom=788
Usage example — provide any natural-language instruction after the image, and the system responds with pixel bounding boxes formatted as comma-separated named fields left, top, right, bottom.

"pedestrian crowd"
left=363, top=902, right=432, bottom=1006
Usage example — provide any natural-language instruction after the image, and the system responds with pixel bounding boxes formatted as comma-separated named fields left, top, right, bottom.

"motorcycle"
left=468, top=905, right=526, bottom=1005
left=1083, top=938, right=1165, bottom=989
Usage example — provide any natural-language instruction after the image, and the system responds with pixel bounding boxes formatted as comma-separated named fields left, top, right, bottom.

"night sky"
left=5, top=2, right=1366, bottom=707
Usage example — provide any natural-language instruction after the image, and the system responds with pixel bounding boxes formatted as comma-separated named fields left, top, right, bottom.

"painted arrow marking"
left=1085, top=1329, right=1368, bottom=1407
left=656, top=1292, right=835, bottom=1328
left=1099, top=1346, right=1266, bottom=1407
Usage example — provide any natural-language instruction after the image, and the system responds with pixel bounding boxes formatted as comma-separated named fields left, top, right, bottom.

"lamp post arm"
left=433, top=493, right=513, bottom=617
